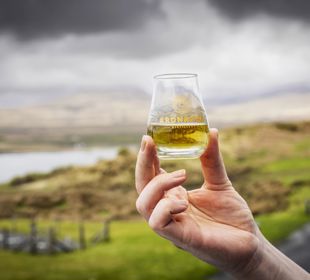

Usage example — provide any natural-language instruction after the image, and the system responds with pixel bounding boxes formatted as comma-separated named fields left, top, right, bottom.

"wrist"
left=232, top=230, right=309, bottom=280
left=214, top=223, right=267, bottom=279
left=233, top=233, right=277, bottom=280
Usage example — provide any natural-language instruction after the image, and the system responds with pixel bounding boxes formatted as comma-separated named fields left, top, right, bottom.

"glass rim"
left=153, top=73, right=198, bottom=80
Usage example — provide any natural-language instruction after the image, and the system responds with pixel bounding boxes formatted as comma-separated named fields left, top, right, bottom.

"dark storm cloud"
left=0, top=0, right=163, bottom=39
left=208, top=0, right=310, bottom=21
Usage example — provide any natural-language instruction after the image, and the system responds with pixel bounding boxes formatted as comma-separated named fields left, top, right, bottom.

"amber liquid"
left=147, top=123, right=209, bottom=159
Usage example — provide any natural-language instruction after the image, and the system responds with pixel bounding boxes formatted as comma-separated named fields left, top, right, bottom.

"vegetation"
left=0, top=121, right=309, bottom=279
left=0, top=220, right=217, bottom=280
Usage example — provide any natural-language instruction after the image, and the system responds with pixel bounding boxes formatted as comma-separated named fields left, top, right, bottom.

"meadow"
left=0, top=121, right=309, bottom=279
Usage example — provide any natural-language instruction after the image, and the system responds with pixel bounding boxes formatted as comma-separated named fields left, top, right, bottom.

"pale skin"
left=135, top=128, right=309, bottom=279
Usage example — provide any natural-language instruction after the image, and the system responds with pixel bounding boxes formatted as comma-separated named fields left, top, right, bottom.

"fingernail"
left=140, top=135, right=147, bottom=151
left=171, top=169, right=186, bottom=177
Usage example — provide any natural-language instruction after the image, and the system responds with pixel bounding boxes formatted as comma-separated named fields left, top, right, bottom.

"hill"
left=0, top=91, right=309, bottom=152
left=0, top=121, right=309, bottom=220
left=0, top=90, right=150, bottom=128
left=0, top=90, right=150, bottom=152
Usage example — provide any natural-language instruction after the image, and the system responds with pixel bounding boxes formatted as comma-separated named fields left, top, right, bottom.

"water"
left=0, top=148, right=119, bottom=184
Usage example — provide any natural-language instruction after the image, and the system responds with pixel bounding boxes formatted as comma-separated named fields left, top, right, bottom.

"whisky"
left=147, top=123, right=209, bottom=159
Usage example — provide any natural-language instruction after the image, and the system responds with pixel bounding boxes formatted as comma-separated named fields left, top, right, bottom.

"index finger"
left=135, top=135, right=160, bottom=194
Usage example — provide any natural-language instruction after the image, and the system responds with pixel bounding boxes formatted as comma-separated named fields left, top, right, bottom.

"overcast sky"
left=0, top=0, right=309, bottom=107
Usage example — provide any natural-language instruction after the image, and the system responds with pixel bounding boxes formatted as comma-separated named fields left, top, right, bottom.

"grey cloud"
left=208, top=0, right=310, bottom=21
left=0, top=0, right=164, bottom=40
left=0, top=0, right=309, bottom=104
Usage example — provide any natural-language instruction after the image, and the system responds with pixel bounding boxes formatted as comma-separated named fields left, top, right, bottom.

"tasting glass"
left=147, top=73, right=209, bottom=159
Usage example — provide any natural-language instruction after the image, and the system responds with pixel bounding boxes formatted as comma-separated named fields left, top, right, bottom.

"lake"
left=0, top=148, right=120, bottom=184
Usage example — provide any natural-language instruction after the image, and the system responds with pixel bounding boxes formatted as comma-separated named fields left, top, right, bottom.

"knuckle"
left=148, top=217, right=161, bottom=231
left=136, top=197, right=152, bottom=217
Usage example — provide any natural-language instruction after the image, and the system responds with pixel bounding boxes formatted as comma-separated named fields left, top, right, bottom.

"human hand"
left=135, top=129, right=260, bottom=275
left=135, top=129, right=310, bottom=279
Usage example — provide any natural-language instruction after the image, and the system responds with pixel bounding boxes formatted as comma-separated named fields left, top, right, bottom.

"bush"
left=10, top=173, right=47, bottom=187
left=274, top=122, right=299, bottom=132
left=117, top=147, right=130, bottom=157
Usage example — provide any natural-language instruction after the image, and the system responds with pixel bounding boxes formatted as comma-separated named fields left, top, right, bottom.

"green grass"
left=256, top=186, right=310, bottom=242
left=0, top=219, right=106, bottom=242
left=295, top=138, right=310, bottom=153
left=262, top=157, right=310, bottom=173
left=0, top=185, right=309, bottom=280
left=257, top=210, right=309, bottom=242
left=259, top=157, right=310, bottom=186
left=0, top=220, right=216, bottom=280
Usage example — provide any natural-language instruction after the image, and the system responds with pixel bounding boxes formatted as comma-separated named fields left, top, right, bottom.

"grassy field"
left=0, top=195, right=309, bottom=280
left=0, top=220, right=217, bottom=280
left=0, top=184, right=309, bottom=280
left=0, top=121, right=309, bottom=279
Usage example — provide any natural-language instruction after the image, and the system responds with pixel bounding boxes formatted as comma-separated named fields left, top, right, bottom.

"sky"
left=0, top=0, right=310, bottom=107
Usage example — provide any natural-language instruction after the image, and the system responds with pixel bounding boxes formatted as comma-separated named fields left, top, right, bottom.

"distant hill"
left=0, top=90, right=150, bottom=128
left=208, top=92, right=310, bottom=128
left=0, top=91, right=309, bottom=128
left=0, top=90, right=150, bottom=151
left=0, top=90, right=309, bottom=152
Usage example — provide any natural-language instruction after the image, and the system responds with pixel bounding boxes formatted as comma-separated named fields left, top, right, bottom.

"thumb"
left=200, top=128, right=231, bottom=190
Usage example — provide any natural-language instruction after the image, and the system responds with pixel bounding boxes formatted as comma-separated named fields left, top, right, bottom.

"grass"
left=259, top=157, right=310, bottom=186
left=261, top=157, right=310, bottom=173
left=256, top=186, right=310, bottom=242
left=0, top=185, right=309, bottom=280
left=295, top=138, right=310, bottom=152
left=257, top=210, right=309, bottom=243
left=0, top=220, right=217, bottom=280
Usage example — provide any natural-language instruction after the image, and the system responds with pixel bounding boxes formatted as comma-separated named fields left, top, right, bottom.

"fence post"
left=53, top=217, right=61, bottom=236
left=78, top=221, right=86, bottom=250
left=11, top=216, right=17, bottom=233
left=2, top=228, right=9, bottom=249
left=47, top=226, right=56, bottom=254
left=102, top=219, right=111, bottom=242
left=29, top=218, right=37, bottom=254
left=305, top=199, right=310, bottom=215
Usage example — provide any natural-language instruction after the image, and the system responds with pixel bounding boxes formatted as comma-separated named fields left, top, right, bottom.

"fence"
left=0, top=218, right=112, bottom=255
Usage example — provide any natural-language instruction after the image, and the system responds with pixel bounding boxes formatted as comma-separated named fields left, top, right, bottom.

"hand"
left=135, top=129, right=260, bottom=275
left=135, top=129, right=310, bottom=279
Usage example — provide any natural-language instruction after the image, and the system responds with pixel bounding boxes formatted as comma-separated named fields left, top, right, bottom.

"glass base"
left=157, top=146, right=205, bottom=160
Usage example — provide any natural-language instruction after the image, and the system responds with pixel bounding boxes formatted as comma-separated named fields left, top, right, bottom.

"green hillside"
left=0, top=121, right=309, bottom=280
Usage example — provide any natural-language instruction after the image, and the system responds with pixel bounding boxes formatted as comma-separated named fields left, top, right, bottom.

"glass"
left=147, top=73, right=209, bottom=159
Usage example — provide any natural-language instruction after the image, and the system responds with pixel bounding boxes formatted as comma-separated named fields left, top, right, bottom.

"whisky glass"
left=147, top=73, right=209, bottom=159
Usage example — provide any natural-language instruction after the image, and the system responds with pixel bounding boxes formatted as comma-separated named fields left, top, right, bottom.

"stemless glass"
left=147, top=73, right=209, bottom=159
